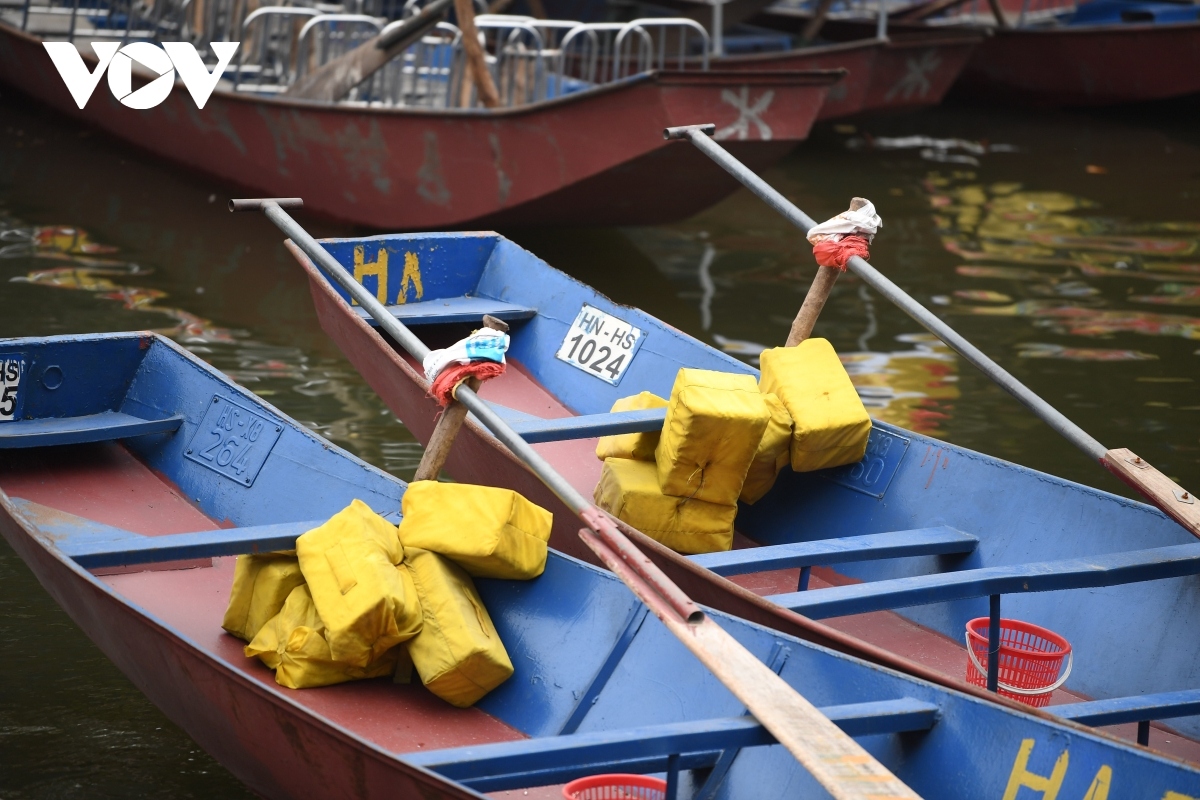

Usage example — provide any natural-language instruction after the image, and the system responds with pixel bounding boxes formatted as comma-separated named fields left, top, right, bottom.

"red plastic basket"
left=965, top=617, right=1072, bottom=708
left=562, top=774, right=667, bottom=799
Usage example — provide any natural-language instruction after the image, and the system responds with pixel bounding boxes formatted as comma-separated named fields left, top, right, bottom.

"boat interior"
left=306, top=231, right=1200, bottom=756
left=3, top=332, right=1200, bottom=799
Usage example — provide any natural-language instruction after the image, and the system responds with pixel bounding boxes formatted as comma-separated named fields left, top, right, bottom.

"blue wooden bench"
left=354, top=296, right=537, bottom=327
left=0, top=411, right=183, bottom=449
left=1054, top=689, right=1200, bottom=747
left=768, top=542, right=1200, bottom=619
left=407, top=698, right=938, bottom=792
left=689, top=527, right=978, bottom=578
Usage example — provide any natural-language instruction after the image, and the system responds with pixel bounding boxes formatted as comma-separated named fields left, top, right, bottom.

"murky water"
left=1, top=89, right=1199, bottom=795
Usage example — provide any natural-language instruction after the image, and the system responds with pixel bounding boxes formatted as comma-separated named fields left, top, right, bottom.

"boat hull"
left=954, top=22, right=1200, bottom=106
left=0, top=23, right=835, bottom=228
left=716, top=31, right=980, bottom=118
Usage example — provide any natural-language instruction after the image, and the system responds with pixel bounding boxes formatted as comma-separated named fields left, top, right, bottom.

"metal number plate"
left=184, top=396, right=283, bottom=486
left=555, top=304, right=645, bottom=386
left=820, top=428, right=910, bottom=499
left=0, top=354, right=27, bottom=422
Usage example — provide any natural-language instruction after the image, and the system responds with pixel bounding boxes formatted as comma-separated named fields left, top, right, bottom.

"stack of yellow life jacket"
left=222, top=486, right=552, bottom=707
left=593, top=338, right=870, bottom=554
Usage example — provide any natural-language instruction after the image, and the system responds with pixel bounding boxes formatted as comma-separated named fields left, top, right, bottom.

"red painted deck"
left=0, top=23, right=838, bottom=230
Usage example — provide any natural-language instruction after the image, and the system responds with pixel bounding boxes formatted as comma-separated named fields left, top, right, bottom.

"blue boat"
left=2, top=330, right=1199, bottom=797
left=294, top=230, right=1200, bottom=761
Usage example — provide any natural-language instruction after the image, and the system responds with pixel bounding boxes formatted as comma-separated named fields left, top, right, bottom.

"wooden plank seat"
left=1054, top=690, right=1200, bottom=727
left=0, top=411, right=183, bottom=449
left=768, top=542, right=1200, bottom=619
left=689, top=527, right=978, bottom=577
left=407, top=698, right=939, bottom=792
left=497, top=407, right=667, bottom=444
left=12, top=499, right=324, bottom=569
left=353, top=296, right=536, bottom=327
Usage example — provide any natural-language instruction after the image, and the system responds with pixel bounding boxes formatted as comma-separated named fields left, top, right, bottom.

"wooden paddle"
left=668, top=124, right=1200, bottom=543
left=284, top=0, right=453, bottom=102
left=412, top=315, right=509, bottom=481
left=800, top=0, right=838, bottom=44
left=234, top=197, right=923, bottom=800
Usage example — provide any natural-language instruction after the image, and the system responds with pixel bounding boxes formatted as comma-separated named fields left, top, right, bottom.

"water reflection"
left=0, top=210, right=424, bottom=480
left=926, top=173, right=1200, bottom=344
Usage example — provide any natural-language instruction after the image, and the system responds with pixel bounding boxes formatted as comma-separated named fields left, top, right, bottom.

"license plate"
left=184, top=395, right=283, bottom=486
left=0, top=354, right=27, bottom=422
left=555, top=304, right=645, bottom=386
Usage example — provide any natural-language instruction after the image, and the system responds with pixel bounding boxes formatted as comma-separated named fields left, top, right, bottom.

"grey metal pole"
left=665, top=125, right=1108, bottom=463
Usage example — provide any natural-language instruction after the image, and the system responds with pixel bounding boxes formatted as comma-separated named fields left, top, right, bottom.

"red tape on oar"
left=429, top=361, right=506, bottom=406
left=812, top=234, right=871, bottom=271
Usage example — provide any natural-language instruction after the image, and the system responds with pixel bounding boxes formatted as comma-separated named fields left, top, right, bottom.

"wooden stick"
left=800, top=0, right=837, bottom=44
left=581, top=529, right=920, bottom=800
left=285, top=0, right=452, bottom=102
left=412, top=315, right=509, bottom=482
left=896, top=0, right=978, bottom=21
left=1103, top=449, right=1200, bottom=539
left=984, top=0, right=1010, bottom=27
left=454, top=0, right=501, bottom=108
left=785, top=197, right=868, bottom=347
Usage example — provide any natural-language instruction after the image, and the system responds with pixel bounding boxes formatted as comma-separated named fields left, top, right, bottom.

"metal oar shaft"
left=668, top=126, right=1107, bottom=463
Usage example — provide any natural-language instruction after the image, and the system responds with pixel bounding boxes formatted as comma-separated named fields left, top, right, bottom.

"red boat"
left=708, top=29, right=982, bottom=119
left=953, top=21, right=1200, bottom=106
left=0, top=22, right=839, bottom=229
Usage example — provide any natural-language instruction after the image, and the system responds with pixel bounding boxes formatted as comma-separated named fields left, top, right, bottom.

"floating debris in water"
left=1017, top=343, right=1158, bottom=361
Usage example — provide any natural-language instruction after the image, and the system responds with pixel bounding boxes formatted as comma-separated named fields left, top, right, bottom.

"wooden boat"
left=744, top=8, right=1200, bottom=106
left=0, top=20, right=838, bottom=229
left=701, top=28, right=982, bottom=119
left=4, top=331, right=1200, bottom=798
left=295, top=229, right=1200, bottom=757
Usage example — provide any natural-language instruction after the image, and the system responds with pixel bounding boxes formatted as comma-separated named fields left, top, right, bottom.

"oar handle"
left=377, top=0, right=452, bottom=50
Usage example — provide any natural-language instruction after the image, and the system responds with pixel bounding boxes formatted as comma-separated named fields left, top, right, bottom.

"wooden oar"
left=284, top=0, right=453, bottom=102
left=231, top=197, right=923, bottom=800
left=412, top=314, right=508, bottom=481
left=800, top=0, right=838, bottom=44
left=666, top=124, right=1200, bottom=541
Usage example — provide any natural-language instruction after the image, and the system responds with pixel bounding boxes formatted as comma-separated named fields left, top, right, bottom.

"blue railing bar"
left=506, top=408, right=667, bottom=444
left=60, top=520, right=323, bottom=568
left=408, top=698, right=939, bottom=782
left=768, top=542, right=1200, bottom=619
left=688, top=527, right=978, bottom=577
left=0, top=412, right=183, bottom=449
left=1053, top=690, right=1200, bottom=727
left=353, top=296, right=536, bottom=327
